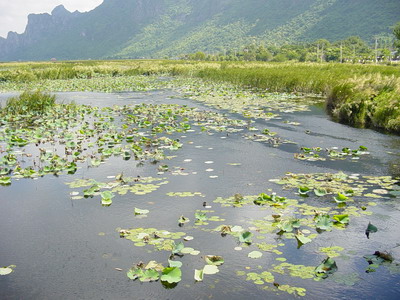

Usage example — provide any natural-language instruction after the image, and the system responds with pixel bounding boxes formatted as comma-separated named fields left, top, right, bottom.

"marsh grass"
left=0, top=60, right=399, bottom=133
left=327, top=75, right=400, bottom=132
left=2, top=91, right=56, bottom=116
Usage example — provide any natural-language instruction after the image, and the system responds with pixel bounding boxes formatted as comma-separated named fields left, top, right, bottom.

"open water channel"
left=0, top=86, right=399, bottom=299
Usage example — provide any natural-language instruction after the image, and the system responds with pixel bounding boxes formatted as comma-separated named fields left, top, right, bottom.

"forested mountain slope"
left=0, top=0, right=398, bottom=61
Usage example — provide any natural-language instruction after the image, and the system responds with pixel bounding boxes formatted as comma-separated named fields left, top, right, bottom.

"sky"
left=0, top=0, right=103, bottom=38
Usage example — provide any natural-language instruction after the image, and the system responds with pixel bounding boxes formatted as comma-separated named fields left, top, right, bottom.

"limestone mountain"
left=0, top=0, right=399, bottom=61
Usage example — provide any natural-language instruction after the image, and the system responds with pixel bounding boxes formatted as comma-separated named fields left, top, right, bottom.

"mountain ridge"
left=0, top=0, right=399, bottom=61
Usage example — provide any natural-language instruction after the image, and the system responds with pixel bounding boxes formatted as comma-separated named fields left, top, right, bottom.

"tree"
left=193, top=51, right=206, bottom=60
left=393, top=22, right=400, bottom=50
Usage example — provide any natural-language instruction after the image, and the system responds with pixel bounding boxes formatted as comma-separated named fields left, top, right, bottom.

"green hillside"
left=0, top=0, right=398, bottom=61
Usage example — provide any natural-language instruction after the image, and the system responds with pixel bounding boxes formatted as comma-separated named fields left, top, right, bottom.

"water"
left=0, top=90, right=399, bottom=300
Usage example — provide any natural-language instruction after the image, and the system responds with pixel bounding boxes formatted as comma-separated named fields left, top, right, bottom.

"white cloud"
left=0, top=1, right=103, bottom=38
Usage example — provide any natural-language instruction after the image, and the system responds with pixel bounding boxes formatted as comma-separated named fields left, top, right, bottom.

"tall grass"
left=0, top=60, right=399, bottom=133
left=1, top=91, right=56, bottom=116
left=327, top=75, right=400, bottom=132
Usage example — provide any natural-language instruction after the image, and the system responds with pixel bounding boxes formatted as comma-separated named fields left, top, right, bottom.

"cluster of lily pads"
left=0, top=95, right=255, bottom=186
left=201, top=171, right=399, bottom=295
left=0, top=75, right=165, bottom=93
left=1, top=77, right=399, bottom=298
left=295, top=146, right=369, bottom=161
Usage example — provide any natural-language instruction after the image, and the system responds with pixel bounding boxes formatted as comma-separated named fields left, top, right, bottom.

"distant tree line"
left=183, top=24, right=400, bottom=63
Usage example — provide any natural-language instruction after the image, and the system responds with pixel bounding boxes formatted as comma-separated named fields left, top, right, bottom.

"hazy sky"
left=0, top=1, right=103, bottom=38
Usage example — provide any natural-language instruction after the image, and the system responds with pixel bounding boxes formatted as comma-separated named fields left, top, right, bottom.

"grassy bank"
left=0, top=60, right=399, bottom=133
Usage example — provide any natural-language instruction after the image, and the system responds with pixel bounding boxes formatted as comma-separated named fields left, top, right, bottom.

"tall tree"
left=393, top=22, right=400, bottom=50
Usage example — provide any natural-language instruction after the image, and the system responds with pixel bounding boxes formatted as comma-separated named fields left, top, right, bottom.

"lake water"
left=0, top=89, right=399, bottom=299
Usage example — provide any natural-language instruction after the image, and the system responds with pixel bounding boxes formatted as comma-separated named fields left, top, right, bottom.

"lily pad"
left=315, top=214, right=333, bottom=231
left=168, top=260, right=183, bottom=268
left=0, top=265, right=15, bottom=276
left=315, top=257, right=338, bottom=279
left=134, top=208, right=150, bottom=215
left=333, top=214, right=349, bottom=225
left=194, top=269, right=204, bottom=281
left=334, top=193, right=349, bottom=204
left=365, top=222, right=378, bottom=239
left=203, top=265, right=219, bottom=275
left=248, top=251, right=263, bottom=259
left=239, top=231, right=253, bottom=244
left=205, top=255, right=224, bottom=266
left=314, top=188, right=328, bottom=197
left=295, top=231, right=312, bottom=246
left=161, top=267, right=182, bottom=283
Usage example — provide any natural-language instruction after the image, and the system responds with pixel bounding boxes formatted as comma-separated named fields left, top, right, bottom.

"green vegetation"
left=184, top=36, right=396, bottom=63
left=1, top=91, right=55, bottom=116
left=1, top=59, right=399, bottom=298
left=0, top=60, right=399, bottom=133
left=394, top=22, right=400, bottom=51
left=327, top=75, right=400, bottom=131
left=1, top=0, right=399, bottom=61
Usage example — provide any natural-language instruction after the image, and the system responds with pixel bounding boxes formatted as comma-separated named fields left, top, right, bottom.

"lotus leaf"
left=134, top=208, right=150, bottom=215
left=333, top=214, right=349, bottom=225
left=205, top=255, right=224, bottom=265
left=239, top=231, right=253, bottom=244
left=315, top=214, right=333, bottom=231
left=161, top=267, right=182, bottom=283
left=365, top=222, right=378, bottom=239
left=194, top=269, right=204, bottom=281
left=0, top=265, right=15, bottom=276
left=315, top=257, right=337, bottom=279
left=248, top=251, right=263, bottom=259
left=203, top=265, right=219, bottom=275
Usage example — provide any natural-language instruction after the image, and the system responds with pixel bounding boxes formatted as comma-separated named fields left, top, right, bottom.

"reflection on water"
left=0, top=90, right=399, bottom=300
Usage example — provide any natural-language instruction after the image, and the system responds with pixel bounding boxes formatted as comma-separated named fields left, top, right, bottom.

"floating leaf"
left=161, top=267, right=182, bottom=283
left=231, top=225, right=244, bottom=232
left=248, top=251, right=263, bottom=259
left=295, top=231, right=312, bottom=246
left=127, top=267, right=143, bottom=280
left=314, top=188, right=327, bottom=197
left=194, top=269, right=204, bottom=281
left=203, top=265, right=219, bottom=275
left=278, top=219, right=301, bottom=233
left=239, top=231, right=253, bottom=244
left=0, top=265, right=15, bottom=276
left=134, top=208, right=149, bottom=215
left=315, top=257, right=338, bottom=279
left=315, top=214, right=333, bottom=231
left=333, top=214, right=349, bottom=225
left=168, top=260, right=182, bottom=268
left=139, top=269, right=160, bottom=282
left=171, top=241, right=184, bottom=255
left=195, top=212, right=208, bottom=221
left=298, top=186, right=310, bottom=196
left=254, top=193, right=286, bottom=206
left=181, top=247, right=195, bottom=254
left=100, top=191, right=115, bottom=207
left=365, top=222, right=378, bottom=239
left=205, top=255, right=224, bottom=266
left=334, top=193, right=348, bottom=204
left=0, top=176, right=12, bottom=186
left=178, top=215, right=190, bottom=224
